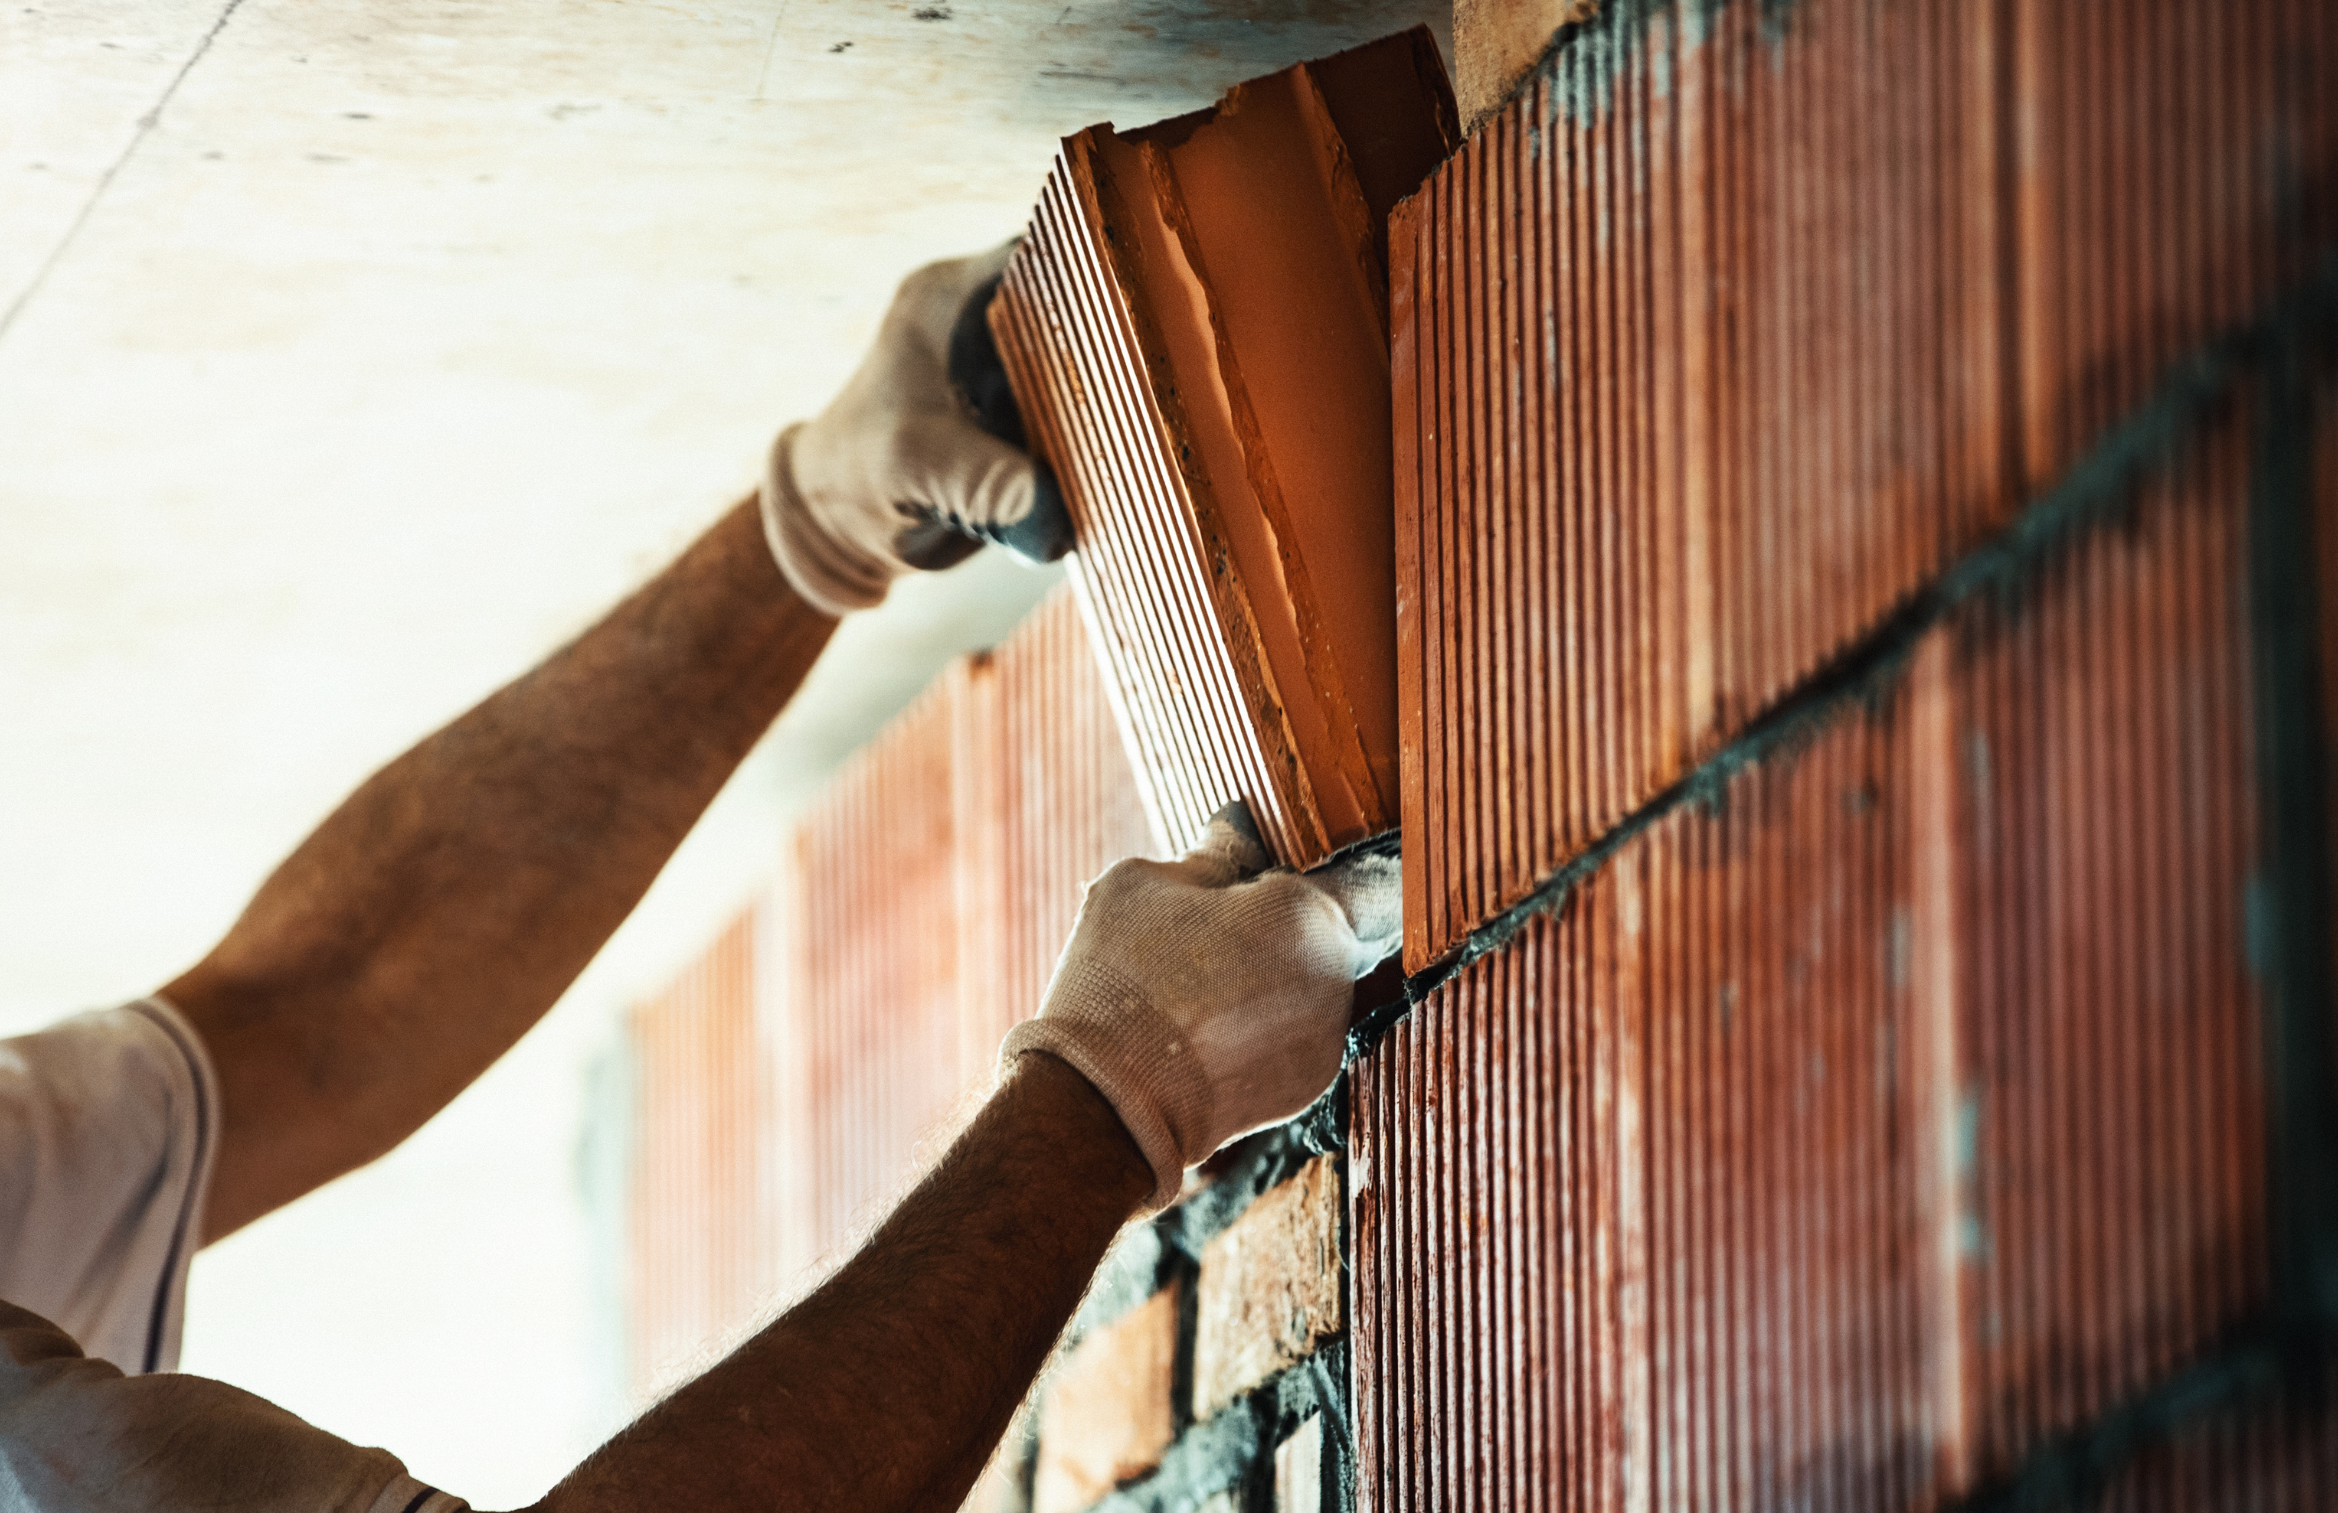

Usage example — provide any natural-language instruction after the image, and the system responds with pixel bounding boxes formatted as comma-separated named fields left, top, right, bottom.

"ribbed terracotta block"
left=1351, top=410, right=2278, bottom=1509
left=769, top=587, right=1158, bottom=1284
left=770, top=669, right=967, bottom=1285
left=629, top=589, right=1154, bottom=1332
left=990, top=29, right=1458, bottom=869
left=953, top=590, right=1162, bottom=1085
left=2094, top=1360, right=2338, bottom=1511
left=1393, top=0, right=2338, bottom=971
left=625, top=911, right=768, bottom=1396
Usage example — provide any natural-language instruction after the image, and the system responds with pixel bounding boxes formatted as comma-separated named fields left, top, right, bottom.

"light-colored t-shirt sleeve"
left=0, top=998, right=217, bottom=1375
left=0, top=1299, right=468, bottom=1513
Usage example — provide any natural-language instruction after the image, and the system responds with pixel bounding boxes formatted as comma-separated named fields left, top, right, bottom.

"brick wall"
left=1357, top=0, right=2338, bottom=1507
left=627, top=4, right=2338, bottom=1508
left=628, top=582, right=1374, bottom=1507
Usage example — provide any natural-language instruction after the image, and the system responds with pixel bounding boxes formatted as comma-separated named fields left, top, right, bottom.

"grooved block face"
left=1273, top=1413, right=1325, bottom=1513
left=762, top=587, right=1154, bottom=1292
left=989, top=29, right=1457, bottom=872
left=1391, top=0, right=2338, bottom=971
left=1194, top=1155, right=1344, bottom=1419
left=2092, top=1357, right=2338, bottom=1510
left=772, top=671, right=967, bottom=1286
left=1034, top=1285, right=1182, bottom=1513
left=1350, top=404, right=2277, bottom=1508
left=624, top=910, right=769, bottom=1400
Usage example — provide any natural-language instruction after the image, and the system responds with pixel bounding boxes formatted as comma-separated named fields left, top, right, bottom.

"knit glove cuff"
left=998, top=809, right=1401, bottom=1215
left=756, top=243, right=1056, bottom=617
left=759, top=422, right=893, bottom=617
left=998, top=961, right=1210, bottom=1212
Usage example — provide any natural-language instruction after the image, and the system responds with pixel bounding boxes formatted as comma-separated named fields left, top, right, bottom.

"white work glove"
left=1000, top=808, right=1402, bottom=1211
left=760, top=242, right=1064, bottom=616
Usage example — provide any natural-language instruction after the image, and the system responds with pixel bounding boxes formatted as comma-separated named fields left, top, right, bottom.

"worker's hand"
left=999, top=808, right=1402, bottom=1211
left=759, top=242, right=1068, bottom=617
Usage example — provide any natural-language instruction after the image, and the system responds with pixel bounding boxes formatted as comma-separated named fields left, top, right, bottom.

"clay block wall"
left=626, top=587, right=1363, bottom=1510
left=626, top=911, right=768, bottom=1392
left=991, top=30, right=1457, bottom=871
left=625, top=589, right=1153, bottom=1379
left=1358, top=0, right=2338, bottom=1508
left=1393, top=0, right=2338, bottom=968
left=628, top=5, right=2336, bottom=1508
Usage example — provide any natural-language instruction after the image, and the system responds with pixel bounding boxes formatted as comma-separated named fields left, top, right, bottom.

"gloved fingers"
left=889, top=411, right=1040, bottom=537
left=1175, top=802, right=1272, bottom=887
left=1307, top=852, right=1404, bottom=971
left=887, top=241, right=1021, bottom=352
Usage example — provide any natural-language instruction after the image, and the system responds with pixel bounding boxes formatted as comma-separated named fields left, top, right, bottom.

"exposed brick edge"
left=1086, top=1342, right=1355, bottom=1513
left=1037, top=1099, right=1354, bottom=1509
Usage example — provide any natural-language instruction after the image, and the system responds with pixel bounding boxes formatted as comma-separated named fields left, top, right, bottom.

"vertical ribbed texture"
left=993, top=150, right=1284, bottom=861
left=989, top=30, right=1456, bottom=870
left=628, top=588, right=1154, bottom=1358
left=1352, top=406, right=2277, bottom=1508
left=771, top=590, right=1156, bottom=1287
left=1392, top=0, right=2338, bottom=971
left=954, top=590, right=1163, bottom=1093
left=771, top=669, right=966, bottom=1287
left=2095, top=1358, right=2338, bottom=1510
left=625, top=911, right=766, bottom=1396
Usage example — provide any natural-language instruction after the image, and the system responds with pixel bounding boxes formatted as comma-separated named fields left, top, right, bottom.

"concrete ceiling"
left=1, top=0, right=1448, bottom=1502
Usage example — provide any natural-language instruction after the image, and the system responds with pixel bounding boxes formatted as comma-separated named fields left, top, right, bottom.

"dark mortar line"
left=1063, top=1103, right=1343, bottom=1350
left=1939, top=1321, right=2303, bottom=1513
left=1089, top=1341, right=1351, bottom=1513
left=2246, top=311, right=2338, bottom=1334
left=1349, top=249, right=2338, bottom=1057
left=1484, top=0, right=1810, bottom=134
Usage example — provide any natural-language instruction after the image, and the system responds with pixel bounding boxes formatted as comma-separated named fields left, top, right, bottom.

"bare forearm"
left=170, top=499, right=837, bottom=1239
left=535, top=1053, right=1148, bottom=1513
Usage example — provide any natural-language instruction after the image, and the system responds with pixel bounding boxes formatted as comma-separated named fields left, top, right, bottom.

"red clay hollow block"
left=768, top=669, right=966, bottom=1288
left=990, top=29, right=1458, bottom=870
left=1193, top=1155, right=1344, bottom=1420
left=1351, top=399, right=2278, bottom=1510
left=764, top=585, right=1152, bottom=1292
left=1391, top=0, right=2338, bottom=970
left=625, top=909, right=771, bottom=1401
left=1033, top=1284, right=1182, bottom=1513
left=951, top=588, right=1160, bottom=1081
left=2091, top=1353, right=2338, bottom=1512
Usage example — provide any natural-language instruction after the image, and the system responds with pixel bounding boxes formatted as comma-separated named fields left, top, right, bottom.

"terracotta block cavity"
left=1194, top=1156, right=1343, bottom=1418
left=1034, top=1285, right=1181, bottom=1513
left=990, top=29, right=1458, bottom=870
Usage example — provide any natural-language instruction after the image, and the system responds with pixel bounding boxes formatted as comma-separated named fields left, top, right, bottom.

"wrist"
left=1007, top=1050, right=1154, bottom=1215
left=757, top=423, right=895, bottom=616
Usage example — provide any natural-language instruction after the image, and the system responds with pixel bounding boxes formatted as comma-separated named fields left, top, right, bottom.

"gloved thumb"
left=1310, top=853, right=1403, bottom=972
left=1174, top=801, right=1272, bottom=888
left=893, top=411, right=1039, bottom=535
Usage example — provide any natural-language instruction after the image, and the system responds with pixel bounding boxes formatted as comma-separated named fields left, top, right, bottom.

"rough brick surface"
left=1033, top=1284, right=1180, bottom=1513
left=1273, top=1413, right=1324, bottom=1513
left=1194, top=1156, right=1342, bottom=1419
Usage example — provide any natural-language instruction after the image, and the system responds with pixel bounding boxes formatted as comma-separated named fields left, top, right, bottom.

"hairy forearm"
left=534, top=1054, right=1148, bottom=1513
left=169, top=499, right=837, bottom=1239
